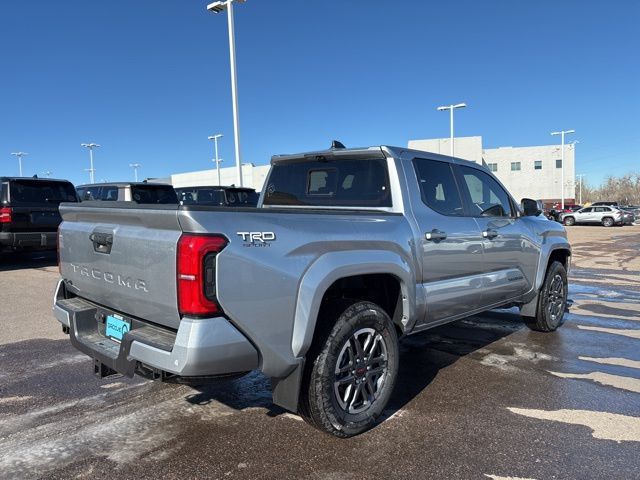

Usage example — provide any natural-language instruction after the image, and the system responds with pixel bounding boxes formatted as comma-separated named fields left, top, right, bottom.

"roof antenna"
left=331, top=140, right=346, bottom=149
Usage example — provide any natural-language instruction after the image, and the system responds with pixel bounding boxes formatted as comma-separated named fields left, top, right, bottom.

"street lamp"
left=576, top=174, right=586, bottom=205
left=11, top=152, right=28, bottom=176
left=436, top=103, right=467, bottom=157
left=550, top=130, right=575, bottom=209
left=207, top=0, right=246, bottom=187
left=81, top=143, right=100, bottom=183
left=208, top=134, right=224, bottom=185
left=129, top=163, right=142, bottom=182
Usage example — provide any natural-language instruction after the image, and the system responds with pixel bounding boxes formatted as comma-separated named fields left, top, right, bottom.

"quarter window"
left=457, top=165, right=514, bottom=217
left=511, top=162, right=521, bottom=171
left=534, top=161, right=542, bottom=170
left=412, top=158, right=464, bottom=216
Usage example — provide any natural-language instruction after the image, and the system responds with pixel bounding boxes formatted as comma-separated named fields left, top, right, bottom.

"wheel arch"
left=291, top=250, right=415, bottom=359
left=520, top=244, right=571, bottom=318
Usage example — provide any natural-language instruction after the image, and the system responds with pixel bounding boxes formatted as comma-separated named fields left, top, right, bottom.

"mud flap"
left=519, top=292, right=539, bottom=318
left=271, top=358, right=304, bottom=413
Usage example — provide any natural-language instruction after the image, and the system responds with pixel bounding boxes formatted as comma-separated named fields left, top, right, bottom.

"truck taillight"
left=177, top=234, right=227, bottom=317
left=0, top=207, right=12, bottom=223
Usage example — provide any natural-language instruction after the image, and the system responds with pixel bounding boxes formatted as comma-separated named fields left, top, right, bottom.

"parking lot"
left=1, top=226, right=639, bottom=480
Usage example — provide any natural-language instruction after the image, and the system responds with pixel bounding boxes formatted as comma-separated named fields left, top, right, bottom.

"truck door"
left=408, top=157, right=487, bottom=325
left=454, top=164, right=536, bottom=306
left=575, top=207, right=593, bottom=223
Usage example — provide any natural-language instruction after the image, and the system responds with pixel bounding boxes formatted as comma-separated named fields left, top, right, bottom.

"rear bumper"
left=53, top=280, right=259, bottom=379
left=0, top=231, right=57, bottom=250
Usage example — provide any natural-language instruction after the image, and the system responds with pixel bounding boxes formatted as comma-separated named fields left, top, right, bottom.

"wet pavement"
left=1, top=227, right=639, bottom=480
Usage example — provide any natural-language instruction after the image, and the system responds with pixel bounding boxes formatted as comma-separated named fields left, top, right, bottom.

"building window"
left=534, top=160, right=542, bottom=170
left=487, top=163, right=498, bottom=172
left=556, top=159, right=562, bottom=168
left=511, top=162, right=521, bottom=171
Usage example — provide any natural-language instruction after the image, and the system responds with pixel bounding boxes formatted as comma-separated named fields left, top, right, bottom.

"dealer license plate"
left=105, top=314, right=131, bottom=342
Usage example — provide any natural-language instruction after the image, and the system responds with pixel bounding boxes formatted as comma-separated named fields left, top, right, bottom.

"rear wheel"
left=563, top=216, right=575, bottom=226
left=524, top=261, right=568, bottom=332
left=299, top=301, right=399, bottom=438
left=602, top=217, right=614, bottom=227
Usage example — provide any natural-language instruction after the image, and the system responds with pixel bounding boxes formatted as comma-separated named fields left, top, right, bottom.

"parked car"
left=549, top=204, right=582, bottom=222
left=591, top=201, right=619, bottom=207
left=176, top=186, right=259, bottom=207
left=76, top=182, right=178, bottom=204
left=560, top=206, right=624, bottom=227
left=620, top=209, right=636, bottom=225
left=1, top=176, right=78, bottom=252
left=54, top=144, right=571, bottom=437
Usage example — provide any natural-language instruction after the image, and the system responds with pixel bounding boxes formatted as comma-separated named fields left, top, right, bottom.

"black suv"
left=76, top=182, right=178, bottom=204
left=1, top=177, right=78, bottom=252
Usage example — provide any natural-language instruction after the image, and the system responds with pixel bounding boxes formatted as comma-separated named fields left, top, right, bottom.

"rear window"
left=263, top=158, right=391, bottom=207
left=225, top=189, right=259, bottom=206
left=9, top=180, right=77, bottom=204
left=130, top=185, right=178, bottom=204
left=178, top=188, right=225, bottom=205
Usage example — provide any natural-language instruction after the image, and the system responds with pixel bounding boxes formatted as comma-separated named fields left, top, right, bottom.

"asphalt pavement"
left=1, top=226, right=639, bottom=480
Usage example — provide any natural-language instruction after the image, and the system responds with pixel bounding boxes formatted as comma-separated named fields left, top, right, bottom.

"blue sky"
left=1, top=0, right=638, bottom=187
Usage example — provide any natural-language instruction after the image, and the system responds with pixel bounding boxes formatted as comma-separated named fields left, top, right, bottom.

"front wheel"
left=299, top=301, right=399, bottom=438
left=563, top=216, right=575, bottom=226
left=602, top=217, right=614, bottom=227
left=524, top=261, right=568, bottom=332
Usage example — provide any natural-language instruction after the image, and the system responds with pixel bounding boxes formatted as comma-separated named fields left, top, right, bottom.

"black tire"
left=602, top=217, right=614, bottom=227
left=298, top=301, right=399, bottom=438
left=524, top=261, right=568, bottom=332
left=563, top=216, right=575, bottom=226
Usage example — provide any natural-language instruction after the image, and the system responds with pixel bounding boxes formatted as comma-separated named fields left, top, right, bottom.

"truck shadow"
left=184, top=309, right=525, bottom=421
left=0, top=250, right=57, bottom=272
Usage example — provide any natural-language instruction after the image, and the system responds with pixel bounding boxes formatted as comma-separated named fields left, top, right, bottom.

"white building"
left=408, top=136, right=576, bottom=204
left=169, top=163, right=271, bottom=191
left=165, top=136, right=576, bottom=204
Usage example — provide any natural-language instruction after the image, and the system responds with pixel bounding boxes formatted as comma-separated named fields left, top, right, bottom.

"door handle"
left=482, top=229, right=498, bottom=239
left=90, top=232, right=114, bottom=254
left=425, top=229, right=447, bottom=242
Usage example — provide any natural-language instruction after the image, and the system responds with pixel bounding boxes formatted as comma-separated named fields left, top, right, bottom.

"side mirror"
left=521, top=198, right=542, bottom=217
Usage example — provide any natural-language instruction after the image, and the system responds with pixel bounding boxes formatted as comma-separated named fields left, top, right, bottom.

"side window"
left=457, top=165, right=514, bottom=217
left=581, top=207, right=592, bottom=213
left=412, top=158, right=464, bottom=216
left=100, top=186, right=119, bottom=201
left=84, top=186, right=100, bottom=200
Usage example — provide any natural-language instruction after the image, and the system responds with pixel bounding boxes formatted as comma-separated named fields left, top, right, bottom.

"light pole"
left=11, top=152, right=28, bottom=176
left=207, top=0, right=245, bottom=187
left=576, top=174, right=586, bottom=205
left=129, top=163, right=142, bottom=182
left=208, top=134, right=224, bottom=185
left=550, top=130, right=575, bottom=209
left=436, top=103, right=467, bottom=157
left=81, top=143, right=100, bottom=183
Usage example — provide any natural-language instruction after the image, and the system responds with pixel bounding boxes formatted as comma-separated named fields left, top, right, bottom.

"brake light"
left=0, top=207, right=12, bottom=223
left=177, top=234, right=227, bottom=316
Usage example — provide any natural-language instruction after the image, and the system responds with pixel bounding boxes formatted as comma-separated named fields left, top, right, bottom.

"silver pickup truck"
left=54, top=144, right=571, bottom=437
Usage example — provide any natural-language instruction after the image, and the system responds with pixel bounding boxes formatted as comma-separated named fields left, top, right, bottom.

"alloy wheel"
left=333, top=328, right=388, bottom=415
left=547, top=273, right=566, bottom=322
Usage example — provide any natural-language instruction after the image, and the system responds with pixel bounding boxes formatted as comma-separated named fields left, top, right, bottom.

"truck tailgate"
left=58, top=204, right=182, bottom=329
